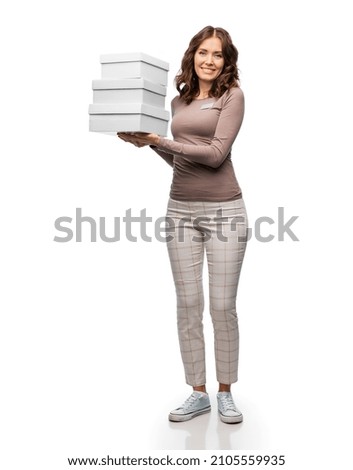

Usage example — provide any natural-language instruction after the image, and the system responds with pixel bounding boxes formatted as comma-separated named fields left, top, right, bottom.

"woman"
left=118, top=25, right=248, bottom=424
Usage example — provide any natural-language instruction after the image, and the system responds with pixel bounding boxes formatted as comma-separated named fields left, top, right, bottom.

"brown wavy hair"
left=175, top=26, right=240, bottom=104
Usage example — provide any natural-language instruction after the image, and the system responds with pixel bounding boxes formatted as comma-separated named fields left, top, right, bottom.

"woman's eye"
left=199, top=51, right=206, bottom=55
left=214, top=54, right=223, bottom=59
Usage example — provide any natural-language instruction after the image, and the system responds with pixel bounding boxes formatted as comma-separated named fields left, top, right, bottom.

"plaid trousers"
left=165, top=197, right=248, bottom=386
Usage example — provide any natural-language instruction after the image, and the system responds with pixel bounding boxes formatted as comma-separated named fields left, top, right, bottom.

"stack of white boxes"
left=89, top=52, right=170, bottom=136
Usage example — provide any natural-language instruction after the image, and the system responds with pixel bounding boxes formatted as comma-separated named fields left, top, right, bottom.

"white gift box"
left=100, top=52, right=169, bottom=86
left=88, top=103, right=170, bottom=136
left=92, top=78, right=166, bottom=108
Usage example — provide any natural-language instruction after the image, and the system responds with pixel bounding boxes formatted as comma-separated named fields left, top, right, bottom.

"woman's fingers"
left=117, top=133, right=138, bottom=145
left=117, top=132, right=152, bottom=148
left=117, top=133, right=130, bottom=142
left=117, top=132, right=133, bottom=141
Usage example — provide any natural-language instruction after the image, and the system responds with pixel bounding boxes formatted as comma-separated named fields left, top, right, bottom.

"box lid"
left=88, top=103, right=170, bottom=121
left=100, top=52, right=169, bottom=71
left=92, top=78, right=166, bottom=96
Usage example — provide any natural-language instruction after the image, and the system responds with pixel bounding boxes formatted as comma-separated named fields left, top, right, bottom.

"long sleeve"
left=155, top=87, right=244, bottom=169
left=149, top=146, right=174, bottom=167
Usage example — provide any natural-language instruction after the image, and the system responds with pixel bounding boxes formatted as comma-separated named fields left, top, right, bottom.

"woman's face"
left=194, top=36, right=224, bottom=85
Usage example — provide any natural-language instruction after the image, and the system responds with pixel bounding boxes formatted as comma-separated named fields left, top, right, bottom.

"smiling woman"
left=174, top=25, right=240, bottom=104
left=118, top=25, right=247, bottom=426
left=193, top=37, right=225, bottom=94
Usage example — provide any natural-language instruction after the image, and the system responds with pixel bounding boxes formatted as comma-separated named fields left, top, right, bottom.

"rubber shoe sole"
left=169, top=405, right=211, bottom=422
left=218, top=410, right=243, bottom=424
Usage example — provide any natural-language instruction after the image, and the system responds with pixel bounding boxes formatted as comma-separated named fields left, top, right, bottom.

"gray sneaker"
left=169, top=391, right=211, bottom=422
left=217, top=392, right=243, bottom=424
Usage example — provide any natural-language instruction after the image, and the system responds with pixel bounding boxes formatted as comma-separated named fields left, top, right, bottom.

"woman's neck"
left=197, top=80, right=212, bottom=99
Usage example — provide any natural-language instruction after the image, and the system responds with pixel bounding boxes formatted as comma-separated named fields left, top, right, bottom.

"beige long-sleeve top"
left=152, top=86, right=245, bottom=202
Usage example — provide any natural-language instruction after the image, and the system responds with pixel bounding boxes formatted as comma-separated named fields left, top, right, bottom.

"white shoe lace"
left=182, top=392, right=201, bottom=411
left=219, top=393, right=236, bottom=411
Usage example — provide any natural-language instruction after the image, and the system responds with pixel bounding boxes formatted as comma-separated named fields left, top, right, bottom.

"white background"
left=1, top=0, right=352, bottom=469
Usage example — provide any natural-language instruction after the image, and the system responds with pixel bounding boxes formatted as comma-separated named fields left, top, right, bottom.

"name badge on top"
left=200, top=102, right=214, bottom=110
